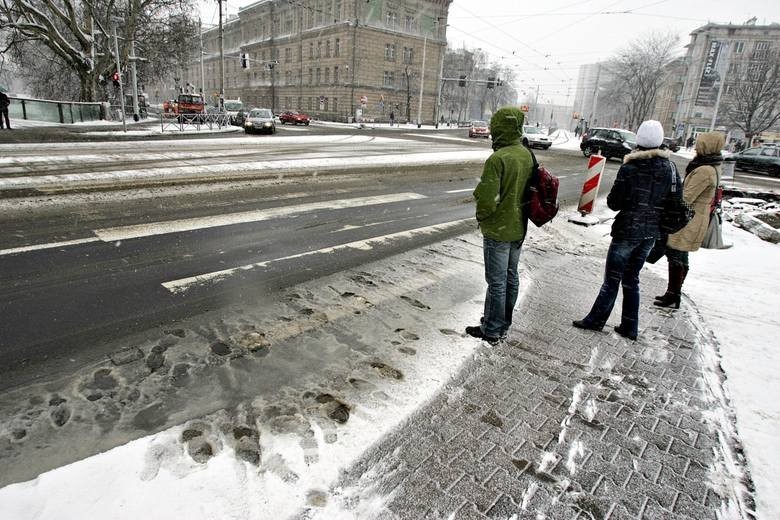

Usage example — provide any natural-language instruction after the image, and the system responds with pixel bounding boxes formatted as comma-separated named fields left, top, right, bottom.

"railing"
left=160, top=112, right=232, bottom=132
left=6, top=96, right=105, bottom=123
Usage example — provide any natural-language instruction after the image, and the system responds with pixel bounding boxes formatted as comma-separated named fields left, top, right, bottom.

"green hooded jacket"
left=473, top=107, right=535, bottom=242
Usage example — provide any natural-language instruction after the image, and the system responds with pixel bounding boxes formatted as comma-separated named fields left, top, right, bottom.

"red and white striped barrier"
left=577, top=154, right=607, bottom=215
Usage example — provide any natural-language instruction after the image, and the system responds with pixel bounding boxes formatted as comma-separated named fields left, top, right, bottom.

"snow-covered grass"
left=549, top=129, right=583, bottom=151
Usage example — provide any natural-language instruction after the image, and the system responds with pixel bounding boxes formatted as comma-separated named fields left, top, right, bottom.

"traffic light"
left=487, top=77, right=495, bottom=89
left=458, top=75, right=466, bottom=87
left=240, top=53, right=249, bottom=69
left=496, top=78, right=503, bottom=87
left=112, top=71, right=120, bottom=87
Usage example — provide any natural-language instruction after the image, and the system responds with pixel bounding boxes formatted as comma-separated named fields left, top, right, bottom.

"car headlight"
left=245, top=122, right=253, bottom=126
left=263, top=122, right=272, bottom=127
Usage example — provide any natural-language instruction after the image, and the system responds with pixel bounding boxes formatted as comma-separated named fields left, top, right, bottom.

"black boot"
left=655, top=261, right=674, bottom=301
left=654, top=263, right=685, bottom=309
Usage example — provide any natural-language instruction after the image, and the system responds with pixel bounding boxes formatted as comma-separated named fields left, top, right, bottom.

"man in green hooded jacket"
left=466, top=107, right=535, bottom=344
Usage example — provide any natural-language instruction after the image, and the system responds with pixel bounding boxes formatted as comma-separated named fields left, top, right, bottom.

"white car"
left=224, top=100, right=244, bottom=125
left=522, top=126, right=552, bottom=150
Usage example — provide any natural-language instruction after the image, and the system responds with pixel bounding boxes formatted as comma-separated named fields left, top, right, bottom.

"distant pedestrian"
left=686, top=135, right=695, bottom=150
left=573, top=120, right=674, bottom=341
left=467, top=107, right=535, bottom=344
left=0, top=90, right=10, bottom=130
left=389, top=111, right=395, bottom=127
left=654, top=132, right=723, bottom=309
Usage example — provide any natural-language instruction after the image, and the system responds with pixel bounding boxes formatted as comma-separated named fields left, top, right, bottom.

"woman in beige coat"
left=655, top=132, right=724, bottom=308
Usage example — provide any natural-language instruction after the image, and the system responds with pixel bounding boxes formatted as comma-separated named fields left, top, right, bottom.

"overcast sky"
left=200, top=0, right=780, bottom=105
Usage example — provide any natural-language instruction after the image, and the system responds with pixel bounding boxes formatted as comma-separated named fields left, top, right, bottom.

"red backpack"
left=527, top=164, right=559, bottom=227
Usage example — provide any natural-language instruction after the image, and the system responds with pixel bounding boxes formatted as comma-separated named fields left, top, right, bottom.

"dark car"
left=662, top=137, right=680, bottom=152
left=732, top=145, right=780, bottom=176
left=243, top=108, right=276, bottom=134
left=279, top=110, right=311, bottom=125
left=580, top=127, right=637, bottom=160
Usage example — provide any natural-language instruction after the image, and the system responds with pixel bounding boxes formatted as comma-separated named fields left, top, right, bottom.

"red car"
left=469, top=120, right=490, bottom=138
left=279, top=111, right=311, bottom=125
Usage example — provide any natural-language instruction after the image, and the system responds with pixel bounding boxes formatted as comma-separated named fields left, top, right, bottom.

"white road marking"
left=0, top=237, right=101, bottom=257
left=161, top=218, right=473, bottom=294
left=94, top=193, right=427, bottom=241
left=445, top=188, right=474, bottom=194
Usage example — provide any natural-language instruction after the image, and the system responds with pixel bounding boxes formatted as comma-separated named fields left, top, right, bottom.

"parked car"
left=468, top=120, right=490, bottom=138
left=732, top=145, right=780, bottom=176
left=662, top=137, right=680, bottom=152
left=279, top=110, right=311, bottom=125
left=522, top=126, right=552, bottom=149
left=243, top=108, right=276, bottom=134
left=580, top=127, right=637, bottom=160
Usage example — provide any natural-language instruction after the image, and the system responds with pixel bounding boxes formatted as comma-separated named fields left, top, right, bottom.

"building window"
left=734, top=41, right=745, bottom=53
left=386, top=11, right=397, bottom=28
left=334, top=1, right=342, bottom=20
left=285, top=70, right=292, bottom=85
left=325, top=67, right=330, bottom=84
left=335, top=38, right=340, bottom=57
left=308, top=68, right=313, bottom=84
left=308, top=97, right=313, bottom=110
left=404, top=15, right=416, bottom=32
left=385, top=44, right=396, bottom=61
left=383, top=71, right=395, bottom=87
left=285, top=48, right=291, bottom=62
left=317, top=41, right=322, bottom=58
left=753, top=41, right=771, bottom=60
left=326, top=40, right=331, bottom=58
left=309, top=42, right=314, bottom=59
left=334, top=66, right=339, bottom=84
left=403, top=47, right=413, bottom=64
left=333, top=97, right=338, bottom=113
left=316, top=67, right=321, bottom=85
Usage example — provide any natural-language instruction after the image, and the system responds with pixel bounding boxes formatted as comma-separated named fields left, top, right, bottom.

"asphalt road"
left=3, top=125, right=773, bottom=390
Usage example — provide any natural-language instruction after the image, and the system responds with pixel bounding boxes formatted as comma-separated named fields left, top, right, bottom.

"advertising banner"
left=695, top=41, right=724, bottom=107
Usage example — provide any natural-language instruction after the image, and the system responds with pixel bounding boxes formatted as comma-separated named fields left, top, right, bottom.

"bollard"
left=569, top=152, right=607, bottom=226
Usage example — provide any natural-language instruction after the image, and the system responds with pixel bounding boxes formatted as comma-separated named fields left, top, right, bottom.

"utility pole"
left=434, top=42, right=445, bottom=128
left=199, top=17, right=205, bottom=99
left=111, top=21, right=126, bottom=133
left=218, top=0, right=225, bottom=110
left=416, top=35, right=427, bottom=128
left=130, top=39, right=140, bottom=121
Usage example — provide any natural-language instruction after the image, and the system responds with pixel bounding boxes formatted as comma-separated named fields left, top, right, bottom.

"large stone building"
left=571, top=62, right=620, bottom=129
left=673, top=20, right=780, bottom=141
left=184, top=0, right=451, bottom=123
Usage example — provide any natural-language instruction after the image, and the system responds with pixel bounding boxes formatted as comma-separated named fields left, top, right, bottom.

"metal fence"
left=160, top=113, right=232, bottom=132
left=6, top=96, right=105, bottom=124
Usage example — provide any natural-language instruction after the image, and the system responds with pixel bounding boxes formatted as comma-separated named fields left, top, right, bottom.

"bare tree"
left=0, top=0, right=197, bottom=101
left=604, top=32, right=679, bottom=131
left=723, top=51, right=780, bottom=141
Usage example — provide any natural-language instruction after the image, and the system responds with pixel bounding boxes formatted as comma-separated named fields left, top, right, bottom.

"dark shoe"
left=653, top=294, right=680, bottom=309
left=654, top=292, right=672, bottom=302
left=465, top=325, right=500, bottom=345
left=572, top=320, right=603, bottom=332
left=614, top=325, right=637, bottom=341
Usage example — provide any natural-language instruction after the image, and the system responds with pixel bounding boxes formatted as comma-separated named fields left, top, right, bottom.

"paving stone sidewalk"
left=311, top=242, right=755, bottom=519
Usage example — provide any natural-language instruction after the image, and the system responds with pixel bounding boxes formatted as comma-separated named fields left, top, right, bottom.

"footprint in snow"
left=400, top=296, right=430, bottom=310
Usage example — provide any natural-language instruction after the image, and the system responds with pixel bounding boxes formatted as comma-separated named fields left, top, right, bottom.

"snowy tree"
left=722, top=51, right=780, bottom=141
left=0, top=0, right=197, bottom=102
left=603, top=32, right=679, bottom=131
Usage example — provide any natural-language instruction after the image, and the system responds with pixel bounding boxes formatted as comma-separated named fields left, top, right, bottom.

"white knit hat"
left=635, top=120, right=664, bottom=148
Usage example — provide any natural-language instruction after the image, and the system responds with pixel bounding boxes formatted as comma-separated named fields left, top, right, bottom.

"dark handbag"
left=660, top=163, right=694, bottom=234
left=645, top=237, right=667, bottom=264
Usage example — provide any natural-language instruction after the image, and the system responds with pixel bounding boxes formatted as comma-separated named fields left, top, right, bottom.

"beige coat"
left=667, top=132, right=722, bottom=252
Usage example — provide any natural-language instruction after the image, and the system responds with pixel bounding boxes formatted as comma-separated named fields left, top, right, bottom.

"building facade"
left=652, top=57, right=686, bottom=136
left=572, top=62, right=619, bottom=129
left=184, top=0, right=451, bottom=123
left=674, top=21, right=780, bottom=141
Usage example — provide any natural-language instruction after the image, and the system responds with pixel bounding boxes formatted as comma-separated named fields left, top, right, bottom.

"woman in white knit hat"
left=573, top=120, right=676, bottom=340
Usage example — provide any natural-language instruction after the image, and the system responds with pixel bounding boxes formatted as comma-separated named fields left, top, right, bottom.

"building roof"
left=690, top=21, right=780, bottom=36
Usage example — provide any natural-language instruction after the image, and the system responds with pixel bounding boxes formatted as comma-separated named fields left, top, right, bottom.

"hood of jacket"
left=622, top=148, right=671, bottom=164
left=490, top=107, right=524, bottom=150
left=695, top=132, right=725, bottom=156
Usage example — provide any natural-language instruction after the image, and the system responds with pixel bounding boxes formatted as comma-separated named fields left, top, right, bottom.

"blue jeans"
left=583, top=238, right=655, bottom=337
left=481, top=238, right=523, bottom=338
